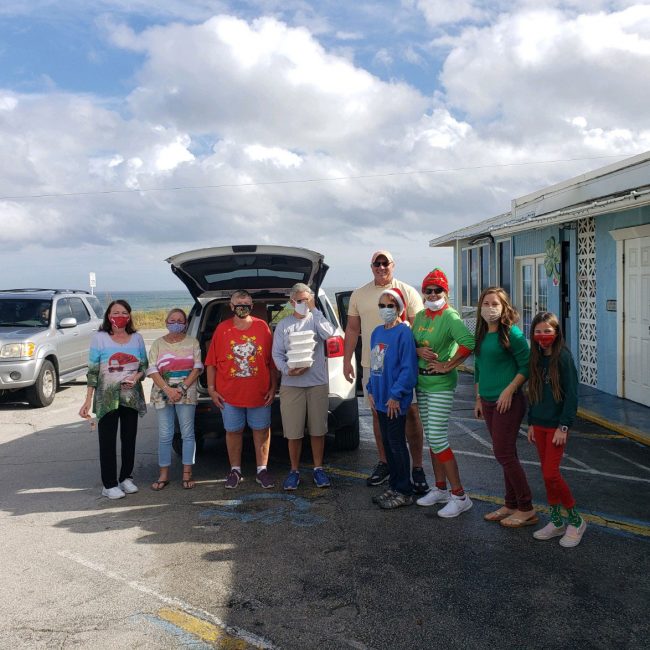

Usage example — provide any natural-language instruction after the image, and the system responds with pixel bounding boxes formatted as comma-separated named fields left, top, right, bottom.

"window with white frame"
left=460, top=243, right=491, bottom=307
left=496, top=239, right=512, bottom=298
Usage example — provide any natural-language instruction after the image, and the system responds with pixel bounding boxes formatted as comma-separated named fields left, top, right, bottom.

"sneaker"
left=417, top=487, right=450, bottom=507
left=411, top=467, right=430, bottom=495
left=372, top=488, right=396, bottom=504
left=283, top=470, right=300, bottom=491
left=119, top=478, right=138, bottom=494
left=559, top=519, right=587, bottom=548
left=379, top=492, right=414, bottom=509
left=313, top=468, right=331, bottom=488
left=533, top=521, right=566, bottom=541
left=225, top=468, right=242, bottom=489
left=366, top=462, right=390, bottom=486
left=102, top=486, right=126, bottom=500
left=256, top=469, right=275, bottom=489
left=437, top=493, right=473, bottom=518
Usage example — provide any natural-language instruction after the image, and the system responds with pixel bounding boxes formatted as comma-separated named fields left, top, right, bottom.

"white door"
left=624, top=237, right=650, bottom=406
left=519, top=256, right=548, bottom=338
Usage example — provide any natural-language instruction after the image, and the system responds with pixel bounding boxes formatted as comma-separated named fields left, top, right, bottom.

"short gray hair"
left=290, top=283, right=313, bottom=299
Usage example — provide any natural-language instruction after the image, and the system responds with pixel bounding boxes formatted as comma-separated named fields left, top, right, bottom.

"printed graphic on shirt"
left=370, top=343, right=388, bottom=375
left=157, top=350, right=194, bottom=385
left=104, top=351, right=139, bottom=383
left=227, top=335, right=263, bottom=378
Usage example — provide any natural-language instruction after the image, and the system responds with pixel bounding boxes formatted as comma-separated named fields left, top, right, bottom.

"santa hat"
left=421, top=268, right=449, bottom=294
left=380, top=288, right=406, bottom=321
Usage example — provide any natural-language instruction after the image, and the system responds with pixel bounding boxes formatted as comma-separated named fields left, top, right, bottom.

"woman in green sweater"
left=413, top=268, right=475, bottom=518
left=474, top=287, right=537, bottom=528
left=527, top=312, right=586, bottom=547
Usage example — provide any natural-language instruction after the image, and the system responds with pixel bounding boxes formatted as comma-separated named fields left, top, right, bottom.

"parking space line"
left=134, top=613, right=213, bottom=649
left=58, top=551, right=277, bottom=649
left=605, top=450, right=650, bottom=473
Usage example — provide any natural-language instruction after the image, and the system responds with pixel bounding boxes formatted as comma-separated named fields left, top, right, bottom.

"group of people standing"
left=78, top=248, right=586, bottom=548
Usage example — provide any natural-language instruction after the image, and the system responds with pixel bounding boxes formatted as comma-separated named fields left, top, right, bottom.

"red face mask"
left=110, top=315, right=130, bottom=329
left=533, top=333, right=556, bottom=348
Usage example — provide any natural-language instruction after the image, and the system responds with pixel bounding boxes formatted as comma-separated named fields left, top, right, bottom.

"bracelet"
left=179, top=382, right=188, bottom=395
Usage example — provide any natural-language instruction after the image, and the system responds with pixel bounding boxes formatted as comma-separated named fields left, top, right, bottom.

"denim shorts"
left=222, top=402, right=271, bottom=432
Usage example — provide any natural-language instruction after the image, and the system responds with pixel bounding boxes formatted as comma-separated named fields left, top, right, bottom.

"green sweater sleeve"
left=448, top=310, right=475, bottom=351
left=509, top=325, right=530, bottom=379
left=559, top=348, right=579, bottom=427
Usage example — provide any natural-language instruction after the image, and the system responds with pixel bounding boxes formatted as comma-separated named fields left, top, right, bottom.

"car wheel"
left=334, top=420, right=360, bottom=451
left=172, top=430, right=204, bottom=456
left=26, top=360, right=57, bottom=408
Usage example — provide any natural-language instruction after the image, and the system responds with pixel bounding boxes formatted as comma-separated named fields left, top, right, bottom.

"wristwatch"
left=560, top=425, right=569, bottom=433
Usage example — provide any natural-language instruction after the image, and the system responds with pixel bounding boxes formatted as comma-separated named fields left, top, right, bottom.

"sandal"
left=182, top=472, right=196, bottom=490
left=151, top=479, right=169, bottom=491
left=484, top=507, right=515, bottom=522
left=500, top=513, right=539, bottom=528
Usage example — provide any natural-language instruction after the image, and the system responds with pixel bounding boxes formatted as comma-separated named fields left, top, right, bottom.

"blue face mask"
left=378, top=307, right=396, bottom=324
left=166, top=322, right=186, bottom=334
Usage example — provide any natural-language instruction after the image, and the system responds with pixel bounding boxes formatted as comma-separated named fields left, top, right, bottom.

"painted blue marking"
left=132, top=614, right=212, bottom=649
left=199, top=492, right=325, bottom=527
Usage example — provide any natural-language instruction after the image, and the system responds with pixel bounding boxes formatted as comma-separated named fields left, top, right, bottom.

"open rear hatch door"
left=166, top=245, right=328, bottom=302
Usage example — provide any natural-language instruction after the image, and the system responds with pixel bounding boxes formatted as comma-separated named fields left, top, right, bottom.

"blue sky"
left=0, top=1, right=648, bottom=290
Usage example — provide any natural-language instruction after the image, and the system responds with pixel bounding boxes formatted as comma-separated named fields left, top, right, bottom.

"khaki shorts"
left=362, top=366, right=417, bottom=404
left=279, top=384, right=329, bottom=440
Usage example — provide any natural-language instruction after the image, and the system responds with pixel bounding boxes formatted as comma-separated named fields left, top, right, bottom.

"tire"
left=334, top=419, right=360, bottom=451
left=26, top=360, right=57, bottom=408
left=172, top=434, right=183, bottom=457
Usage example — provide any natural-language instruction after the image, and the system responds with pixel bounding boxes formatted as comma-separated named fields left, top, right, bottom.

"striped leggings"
left=416, top=389, right=455, bottom=455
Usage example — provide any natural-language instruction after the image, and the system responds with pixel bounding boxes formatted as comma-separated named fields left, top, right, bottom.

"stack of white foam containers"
left=287, top=331, right=316, bottom=369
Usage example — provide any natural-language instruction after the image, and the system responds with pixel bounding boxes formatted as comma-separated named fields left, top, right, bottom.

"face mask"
left=233, top=305, right=252, bottom=318
left=481, top=306, right=502, bottom=323
left=110, top=316, right=130, bottom=329
left=379, top=307, right=397, bottom=324
left=534, top=333, right=556, bottom=348
left=294, top=301, right=309, bottom=316
left=166, top=322, right=186, bottom=334
left=425, top=297, right=446, bottom=311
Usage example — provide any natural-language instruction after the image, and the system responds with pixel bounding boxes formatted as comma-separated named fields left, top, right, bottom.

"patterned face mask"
left=533, top=332, right=556, bottom=348
left=233, top=304, right=252, bottom=318
left=110, top=315, right=130, bottom=329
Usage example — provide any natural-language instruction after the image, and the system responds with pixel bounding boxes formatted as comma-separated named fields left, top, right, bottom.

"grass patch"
left=131, top=309, right=191, bottom=329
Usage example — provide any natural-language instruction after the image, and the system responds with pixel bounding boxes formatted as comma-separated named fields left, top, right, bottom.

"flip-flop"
left=484, top=508, right=515, bottom=522
left=151, top=480, right=169, bottom=491
left=500, top=514, right=540, bottom=528
left=182, top=475, right=196, bottom=490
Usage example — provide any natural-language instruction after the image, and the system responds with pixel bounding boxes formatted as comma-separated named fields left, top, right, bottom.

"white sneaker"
left=119, top=478, right=139, bottom=494
left=533, top=522, right=566, bottom=540
left=437, top=493, right=472, bottom=518
left=102, top=486, right=126, bottom=500
left=559, top=520, right=587, bottom=548
left=417, top=487, right=450, bottom=507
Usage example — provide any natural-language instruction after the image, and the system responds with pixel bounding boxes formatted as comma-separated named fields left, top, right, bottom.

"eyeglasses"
left=372, top=261, right=391, bottom=268
left=378, top=303, right=396, bottom=309
left=423, top=287, right=445, bottom=295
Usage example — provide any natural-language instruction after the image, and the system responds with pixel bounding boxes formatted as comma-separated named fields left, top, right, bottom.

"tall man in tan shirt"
left=343, top=250, right=429, bottom=492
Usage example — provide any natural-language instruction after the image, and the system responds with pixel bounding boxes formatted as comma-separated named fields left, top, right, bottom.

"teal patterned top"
left=86, top=331, right=148, bottom=420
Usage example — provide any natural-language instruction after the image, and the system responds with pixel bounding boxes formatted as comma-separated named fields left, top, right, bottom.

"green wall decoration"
left=544, top=236, right=561, bottom=286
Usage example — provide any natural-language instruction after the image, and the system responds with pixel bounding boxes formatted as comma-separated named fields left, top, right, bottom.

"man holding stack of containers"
left=272, top=282, right=337, bottom=490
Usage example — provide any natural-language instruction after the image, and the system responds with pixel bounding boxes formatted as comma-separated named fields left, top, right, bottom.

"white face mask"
left=378, top=307, right=397, bottom=324
left=481, top=305, right=502, bottom=322
left=425, top=297, right=446, bottom=311
left=294, top=301, right=309, bottom=316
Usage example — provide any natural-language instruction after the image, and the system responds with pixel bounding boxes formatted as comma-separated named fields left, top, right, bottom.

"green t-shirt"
left=474, top=325, right=530, bottom=401
left=412, top=307, right=475, bottom=393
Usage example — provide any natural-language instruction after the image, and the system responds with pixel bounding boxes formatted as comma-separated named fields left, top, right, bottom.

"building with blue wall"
left=430, top=152, right=650, bottom=408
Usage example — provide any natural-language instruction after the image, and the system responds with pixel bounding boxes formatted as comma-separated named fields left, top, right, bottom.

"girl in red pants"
left=527, top=312, right=586, bottom=547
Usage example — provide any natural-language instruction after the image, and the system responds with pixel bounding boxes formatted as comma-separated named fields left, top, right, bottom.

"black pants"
left=98, top=406, right=138, bottom=488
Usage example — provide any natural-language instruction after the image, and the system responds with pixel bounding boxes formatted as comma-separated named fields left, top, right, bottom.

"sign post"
left=89, top=272, right=96, bottom=295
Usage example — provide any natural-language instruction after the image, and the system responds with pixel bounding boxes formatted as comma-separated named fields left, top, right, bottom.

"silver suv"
left=0, top=289, right=103, bottom=407
left=166, top=245, right=360, bottom=452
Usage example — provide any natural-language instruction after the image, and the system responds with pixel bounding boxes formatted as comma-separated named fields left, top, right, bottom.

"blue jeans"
left=376, top=411, right=413, bottom=496
left=157, top=403, right=196, bottom=467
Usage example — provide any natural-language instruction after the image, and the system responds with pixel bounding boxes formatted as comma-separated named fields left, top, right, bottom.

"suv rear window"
left=0, top=298, right=52, bottom=327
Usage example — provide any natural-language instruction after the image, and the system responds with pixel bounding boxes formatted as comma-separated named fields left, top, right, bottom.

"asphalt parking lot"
left=1, top=365, right=649, bottom=649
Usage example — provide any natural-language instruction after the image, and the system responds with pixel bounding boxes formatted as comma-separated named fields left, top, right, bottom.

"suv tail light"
left=326, top=336, right=344, bottom=358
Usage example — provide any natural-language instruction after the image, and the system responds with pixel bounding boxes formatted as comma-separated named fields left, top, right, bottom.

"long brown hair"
left=528, top=312, right=564, bottom=404
left=100, top=299, right=137, bottom=334
left=474, top=287, right=519, bottom=356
